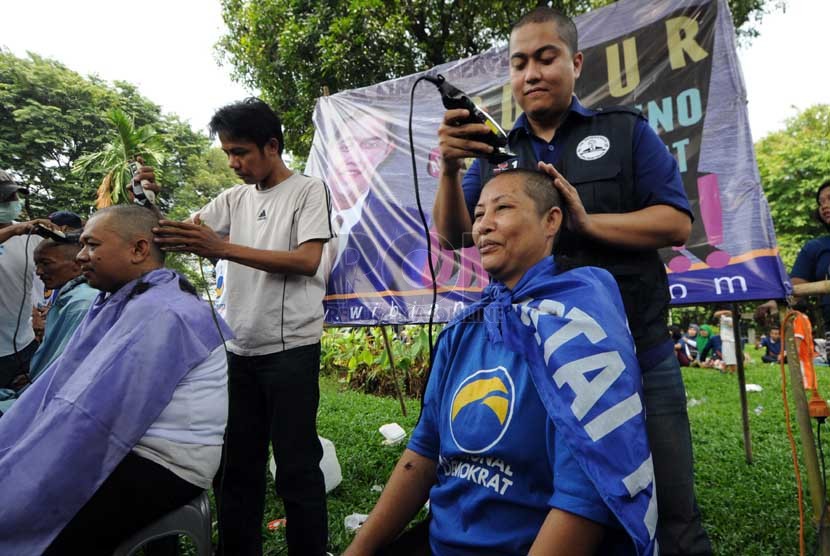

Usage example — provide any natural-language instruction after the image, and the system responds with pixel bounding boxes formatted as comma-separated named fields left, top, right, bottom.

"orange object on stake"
left=793, top=311, right=818, bottom=391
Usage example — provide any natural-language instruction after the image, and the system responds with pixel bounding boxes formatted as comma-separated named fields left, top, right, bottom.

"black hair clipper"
left=128, top=160, right=156, bottom=208
left=33, top=223, right=80, bottom=243
left=426, top=74, right=516, bottom=164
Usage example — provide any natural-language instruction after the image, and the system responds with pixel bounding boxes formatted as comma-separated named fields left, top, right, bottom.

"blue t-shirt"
left=761, top=336, right=781, bottom=358
left=791, top=236, right=830, bottom=323
left=461, top=97, right=692, bottom=221
left=701, top=335, right=723, bottom=360
left=29, top=278, right=97, bottom=379
left=408, top=318, right=619, bottom=555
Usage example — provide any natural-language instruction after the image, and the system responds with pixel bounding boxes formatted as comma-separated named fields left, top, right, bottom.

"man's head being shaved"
left=34, top=239, right=82, bottom=261
left=77, top=205, right=165, bottom=293
left=92, top=205, right=165, bottom=264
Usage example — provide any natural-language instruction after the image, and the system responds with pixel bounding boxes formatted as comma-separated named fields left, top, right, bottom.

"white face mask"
left=0, top=200, right=22, bottom=223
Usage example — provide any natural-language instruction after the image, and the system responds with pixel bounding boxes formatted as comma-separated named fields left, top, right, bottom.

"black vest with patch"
left=480, top=107, right=669, bottom=351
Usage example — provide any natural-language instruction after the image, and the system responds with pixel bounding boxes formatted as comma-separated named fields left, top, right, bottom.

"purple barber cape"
left=0, top=269, right=232, bottom=554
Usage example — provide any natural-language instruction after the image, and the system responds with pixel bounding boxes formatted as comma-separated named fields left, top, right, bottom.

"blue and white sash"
left=465, top=257, right=657, bottom=556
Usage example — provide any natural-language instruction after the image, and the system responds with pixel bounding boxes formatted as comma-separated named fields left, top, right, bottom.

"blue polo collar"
left=509, top=96, right=595, bottom=140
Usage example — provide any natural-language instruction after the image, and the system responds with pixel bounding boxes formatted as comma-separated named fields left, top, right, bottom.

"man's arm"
left=432, top=108, right=493, bottom=249
left=538, top=161, right=691, bottom=249
left=153, top=219, right=325, bottom=276
left=433, top=164, right=474, bottom=249
left=529, top=508, right=605, bottom=556
left=0, top=219, right=54, bottom=244
left=344, top=449, right=437, bottom=556
left=221, top=239, right=324, bottom=276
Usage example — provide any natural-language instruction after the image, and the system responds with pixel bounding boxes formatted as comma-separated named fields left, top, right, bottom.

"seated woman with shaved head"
left=346, top=170, right=657, bottom=556
left=0, top=205, right=233, bottom=555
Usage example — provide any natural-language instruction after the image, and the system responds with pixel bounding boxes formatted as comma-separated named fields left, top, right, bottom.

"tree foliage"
left=217, top=0, right=784, bottom=158
left=756, top=104, right=830, bottom=269
left=74, top=108, right=166, bottom=208
left=0, top=49, right=237, bottom=219
left=166, top=147, right=242, bottom=221
left=733, top=0, right=787, bottom=41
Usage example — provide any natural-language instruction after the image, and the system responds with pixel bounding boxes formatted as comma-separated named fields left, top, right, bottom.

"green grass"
left=261, top=378, right=421, bottom=555
left=251, top=347, right=830, bottom=555
left=686, top=347, right=828, bottom=555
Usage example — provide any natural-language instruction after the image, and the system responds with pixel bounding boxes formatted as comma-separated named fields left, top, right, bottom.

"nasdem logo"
left=449, top=367, right=515, bottom=454
left=215, top=274, right=224, bottom=298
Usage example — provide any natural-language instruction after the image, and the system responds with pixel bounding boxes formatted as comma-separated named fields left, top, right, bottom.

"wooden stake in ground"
left=732, top=303, right=753, bottom=465
left=782, top=303, right=830, bottom=556
left=380, top=326, right=407, bottom=417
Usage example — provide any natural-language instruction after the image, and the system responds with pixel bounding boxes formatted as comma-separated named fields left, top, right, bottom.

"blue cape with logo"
left=455, top=256, right=657, bottom=555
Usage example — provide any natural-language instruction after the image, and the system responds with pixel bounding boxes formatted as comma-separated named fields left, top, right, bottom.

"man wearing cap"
left=0, top=172, right=81, bottom=388
left=0, top=218, right=96, bottom=416
left=28, top=230, right=97, bottom=380
left=48, top=210, right=84, bottom=230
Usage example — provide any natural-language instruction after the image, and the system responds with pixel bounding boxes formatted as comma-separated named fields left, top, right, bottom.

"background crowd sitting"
left=672, top=311, right=826, bottom=389
left=672, top=322, right=732, bottom=370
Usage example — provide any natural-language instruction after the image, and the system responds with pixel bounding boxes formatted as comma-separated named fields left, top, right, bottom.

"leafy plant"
left=321, top=325, right=438, bottom=399
left=73, top=107, right=166, bottom=208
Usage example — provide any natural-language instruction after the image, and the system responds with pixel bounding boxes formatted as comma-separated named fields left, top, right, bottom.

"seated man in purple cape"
left=0, top=204, right=233, bottom=555
left=345, top=169, right=656, bottom=556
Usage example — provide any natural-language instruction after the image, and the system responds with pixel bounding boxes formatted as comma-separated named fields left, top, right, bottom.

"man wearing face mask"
left=0, top=170, right=48, bottom=390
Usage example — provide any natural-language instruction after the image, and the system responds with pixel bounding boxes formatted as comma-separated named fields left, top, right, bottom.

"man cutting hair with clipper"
left=432, top=7, right=711, bottom=555
left=152, top=98, right=334, bottom=556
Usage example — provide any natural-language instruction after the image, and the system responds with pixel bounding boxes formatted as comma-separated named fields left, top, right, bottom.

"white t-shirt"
left=198, top=174, right=333, bottom=355
left=719, top=314, right=737, bottom=365
left=134, top=345, right=228, bottom=488
left=0, top=232, right=44, bottom=356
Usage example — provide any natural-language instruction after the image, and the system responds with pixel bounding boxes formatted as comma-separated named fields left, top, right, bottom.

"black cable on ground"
left=198, top=257, right=230, bottom=555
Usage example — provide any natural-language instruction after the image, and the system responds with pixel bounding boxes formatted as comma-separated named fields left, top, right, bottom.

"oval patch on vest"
left=576, top=135, right=610, bottom=161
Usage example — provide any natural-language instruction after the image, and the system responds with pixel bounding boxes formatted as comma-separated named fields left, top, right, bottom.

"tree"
left=0, top=50, right=116, bottom=214
left=216, top=0, right=784, bottom=159
left=733, top=0, right=787, bottom=41
left=166, top=147, right=241, bottom=221
left=0, top=50, right=215, bottom=219
left=756, top=104, right=830, bottom=269
left=74, top=108, right=166, bottom=208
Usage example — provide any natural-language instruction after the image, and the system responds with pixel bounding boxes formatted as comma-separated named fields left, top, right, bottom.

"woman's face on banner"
left=329, top=114, right=394, bottom=212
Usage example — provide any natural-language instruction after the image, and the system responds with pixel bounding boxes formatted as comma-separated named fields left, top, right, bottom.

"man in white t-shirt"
left=153, top=98, right=334, bottom=556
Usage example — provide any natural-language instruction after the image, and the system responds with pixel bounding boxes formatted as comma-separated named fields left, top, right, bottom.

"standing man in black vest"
left=433, top=7, right=712, bottom=555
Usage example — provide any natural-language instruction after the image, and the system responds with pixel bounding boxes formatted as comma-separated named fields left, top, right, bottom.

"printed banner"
left=306, top=0, right=791, bottom=325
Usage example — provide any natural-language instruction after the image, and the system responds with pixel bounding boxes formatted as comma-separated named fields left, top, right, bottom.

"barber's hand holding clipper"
left=0, top=219, right=58, bottom=243
left=128, top=156, right=161, bottom=204
left=436, top=109, right=495, bottom=175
